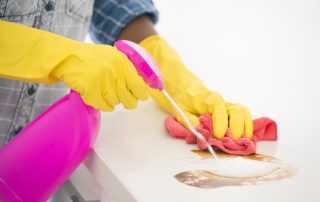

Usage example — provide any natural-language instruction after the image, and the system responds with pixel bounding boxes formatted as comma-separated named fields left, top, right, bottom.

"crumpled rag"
left=165, top=115, right=277, bottom=155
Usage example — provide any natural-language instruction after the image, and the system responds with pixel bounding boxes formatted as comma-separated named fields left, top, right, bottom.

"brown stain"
left=191, top=149, right=275, bottom=161
left=174, top=150, right=297, bottom=189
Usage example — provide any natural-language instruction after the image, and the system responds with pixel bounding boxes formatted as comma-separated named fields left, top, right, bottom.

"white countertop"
left=81, top=0, right=320, bottom=201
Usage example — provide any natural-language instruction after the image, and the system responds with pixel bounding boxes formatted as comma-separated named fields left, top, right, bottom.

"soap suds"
left=174, top=151, right=297, bottom=189
left=196, top=157, right=279, bottom=178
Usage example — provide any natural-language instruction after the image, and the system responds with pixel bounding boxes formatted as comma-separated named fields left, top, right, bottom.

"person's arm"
left=117, top=15, right=157, bottom=43
left=115, top=12, right=254, bottom=139
left=138, top=33, right=253, bottom=139
left=89, top=0, right=253, bottom=139
left=0, top=20, right=148, bottom=111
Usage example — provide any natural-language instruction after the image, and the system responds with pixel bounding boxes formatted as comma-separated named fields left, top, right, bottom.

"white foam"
left=196, top=157, right=280, bottom=178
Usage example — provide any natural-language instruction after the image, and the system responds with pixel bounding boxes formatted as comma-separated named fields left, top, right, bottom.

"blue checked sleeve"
left=89, top=0, right=159, bottom=45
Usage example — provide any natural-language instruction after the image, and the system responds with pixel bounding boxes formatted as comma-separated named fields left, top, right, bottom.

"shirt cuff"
left=90, top=0, right=159, bottom=45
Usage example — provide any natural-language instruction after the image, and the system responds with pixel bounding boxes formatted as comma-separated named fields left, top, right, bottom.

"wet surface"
left=174, top=150, right=297, bottom=189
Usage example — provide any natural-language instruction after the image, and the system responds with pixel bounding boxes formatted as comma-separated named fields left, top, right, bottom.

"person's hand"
left=51, top=44, right=149, bottom=111
left=139, top=35, right=253, bottom=139
left=0, top=20, right=148, bottom=111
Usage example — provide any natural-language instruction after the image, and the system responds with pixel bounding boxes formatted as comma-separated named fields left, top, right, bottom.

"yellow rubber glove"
left=226, top=102, right=253, bottom=139
left=140, top=36, right=253, bottom=139
left=0, top=20, right=148, bottom=111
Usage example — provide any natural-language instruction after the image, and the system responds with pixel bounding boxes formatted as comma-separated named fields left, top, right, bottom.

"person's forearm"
left=117, top=15, right=157, bottom=43
left=0, top=20, right=81, bottom=83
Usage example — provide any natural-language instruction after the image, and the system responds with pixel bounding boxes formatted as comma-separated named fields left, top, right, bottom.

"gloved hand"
left=226, top=102, right=253, bottom=139
left=140, top=35, right=253, bottom=139
left=0, top=20, right=148, bottom=111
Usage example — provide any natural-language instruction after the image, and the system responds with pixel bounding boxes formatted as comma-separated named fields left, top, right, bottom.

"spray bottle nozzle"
left=115, top=40, right=164, bottom=91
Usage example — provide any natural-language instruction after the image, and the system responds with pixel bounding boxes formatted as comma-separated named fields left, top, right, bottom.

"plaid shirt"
left=0, top=0, right=158, bottom=148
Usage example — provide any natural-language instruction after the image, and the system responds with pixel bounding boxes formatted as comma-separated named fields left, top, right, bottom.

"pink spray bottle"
left=0, top=91, right=101, bottom=202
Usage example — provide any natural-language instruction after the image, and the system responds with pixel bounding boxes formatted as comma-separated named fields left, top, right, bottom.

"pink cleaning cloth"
left=165, top=115, right=277, bottom=155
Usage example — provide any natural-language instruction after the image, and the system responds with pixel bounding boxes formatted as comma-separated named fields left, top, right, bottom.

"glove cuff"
left=139, top=35, right=163, bottom=47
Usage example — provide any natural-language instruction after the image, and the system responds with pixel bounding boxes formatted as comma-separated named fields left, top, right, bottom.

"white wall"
left=154, top=0, right=320, bottom=119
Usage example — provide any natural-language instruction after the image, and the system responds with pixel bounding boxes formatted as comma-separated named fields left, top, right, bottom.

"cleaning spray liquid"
left=114, top=40, right=218, bottom=159
left=161, top=90, right=218, bottom=159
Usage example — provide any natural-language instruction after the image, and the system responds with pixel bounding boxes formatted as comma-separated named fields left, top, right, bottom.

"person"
left=0, top=0, right=253, bottom=149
